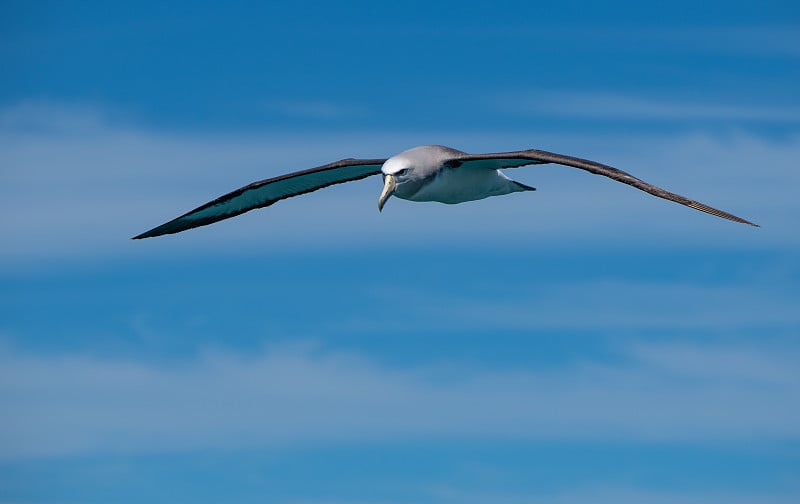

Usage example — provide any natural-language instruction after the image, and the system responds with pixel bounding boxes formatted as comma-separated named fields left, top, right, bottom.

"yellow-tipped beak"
left=378, top=174, right=396, bottom=212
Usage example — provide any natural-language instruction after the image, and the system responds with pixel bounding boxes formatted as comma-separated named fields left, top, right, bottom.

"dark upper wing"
left=133, top=158, right=386, bottom=239
left=453, top=149, right=758, bottom=227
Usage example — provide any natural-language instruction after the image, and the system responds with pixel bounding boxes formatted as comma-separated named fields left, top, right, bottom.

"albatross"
left=133, top=144, right=757, bottom=239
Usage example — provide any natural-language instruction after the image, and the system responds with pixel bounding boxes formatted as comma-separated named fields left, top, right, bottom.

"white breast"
left=404, top=168, right=526, bottom=204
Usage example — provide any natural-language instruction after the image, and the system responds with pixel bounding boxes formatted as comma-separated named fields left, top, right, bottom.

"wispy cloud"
left=357, top=280, right=800, bottom=334
left=664, top=25, right=800, bottom=58
left=421, top=485, right=800, bottom=504
left=1, top=339, right=798, bottom=459
left=569, top=24, right=800, bottom=58
left=0, top=101, right=792, bottom=267
left=490, top=24, right=800, bottom=58
left=0, top=100, right=119, bottom=133
left=503, top=91, right=800, bottom=122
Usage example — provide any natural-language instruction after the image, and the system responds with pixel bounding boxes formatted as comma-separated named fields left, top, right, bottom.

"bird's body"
left=405, top=164, right=531, bottom=204
left=385, top=146, right=533, bottom=204
left=133, top=144, right=757, bottom=239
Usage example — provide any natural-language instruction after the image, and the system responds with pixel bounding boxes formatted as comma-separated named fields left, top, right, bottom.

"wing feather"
left=133, top=158, right=385, bottom=239
left=455, top=150, right=758, bottom=226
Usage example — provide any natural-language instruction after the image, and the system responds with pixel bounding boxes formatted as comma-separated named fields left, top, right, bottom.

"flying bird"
left=133, top=145, right=757, bottom=239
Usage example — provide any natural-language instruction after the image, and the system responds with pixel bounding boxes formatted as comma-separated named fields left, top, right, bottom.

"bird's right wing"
left=133, top=158, right=386, bottom=239
left=453, top=149, right=758, bottom=226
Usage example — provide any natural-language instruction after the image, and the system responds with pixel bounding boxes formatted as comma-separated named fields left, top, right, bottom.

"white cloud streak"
left=1, top=339, right=798, bottom=459
left=662, top=25, right=800, bottom=58
left=504, top=91, right=800, bottom=122
left=355, top=280, right=800, bottom=334
left=419, top=485, right=800, bottom=504
left=0, top=101, right=795, bottom=268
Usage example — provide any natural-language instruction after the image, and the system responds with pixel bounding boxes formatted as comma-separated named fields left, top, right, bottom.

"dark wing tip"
left=132, top=212, right=225, bottom=239
left=132, top=229, right=156, bottom=240
left=132, top=229, right=164, bottom=240
left=131, top=218, right=191, bottom=239
left=685, top=201, right=759, bottom=227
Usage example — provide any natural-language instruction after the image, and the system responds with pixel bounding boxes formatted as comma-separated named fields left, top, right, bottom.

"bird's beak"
left=378, top=174, right=396, bottom=212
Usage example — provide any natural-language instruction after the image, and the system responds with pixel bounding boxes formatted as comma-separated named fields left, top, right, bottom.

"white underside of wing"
left=187, top=164, right=382, bottom=223
left=134, top=162, right=384, bottom=238
left=188, top=175, right=319, bottom=221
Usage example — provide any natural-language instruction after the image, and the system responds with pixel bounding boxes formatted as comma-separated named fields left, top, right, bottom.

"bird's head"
left=378, top=156, right=414, bottom=211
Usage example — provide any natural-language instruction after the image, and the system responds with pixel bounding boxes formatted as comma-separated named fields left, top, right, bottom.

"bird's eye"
left=397, top=168, right=409, bottom=176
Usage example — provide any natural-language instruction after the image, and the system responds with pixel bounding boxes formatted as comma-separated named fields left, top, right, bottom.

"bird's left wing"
left=133, top=158, right=386, bottom=239
left=452, top=149, right=758, bottom=226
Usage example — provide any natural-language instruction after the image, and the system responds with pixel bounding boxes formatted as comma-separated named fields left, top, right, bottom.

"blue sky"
left=2, top=1, right=799, bottom=503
